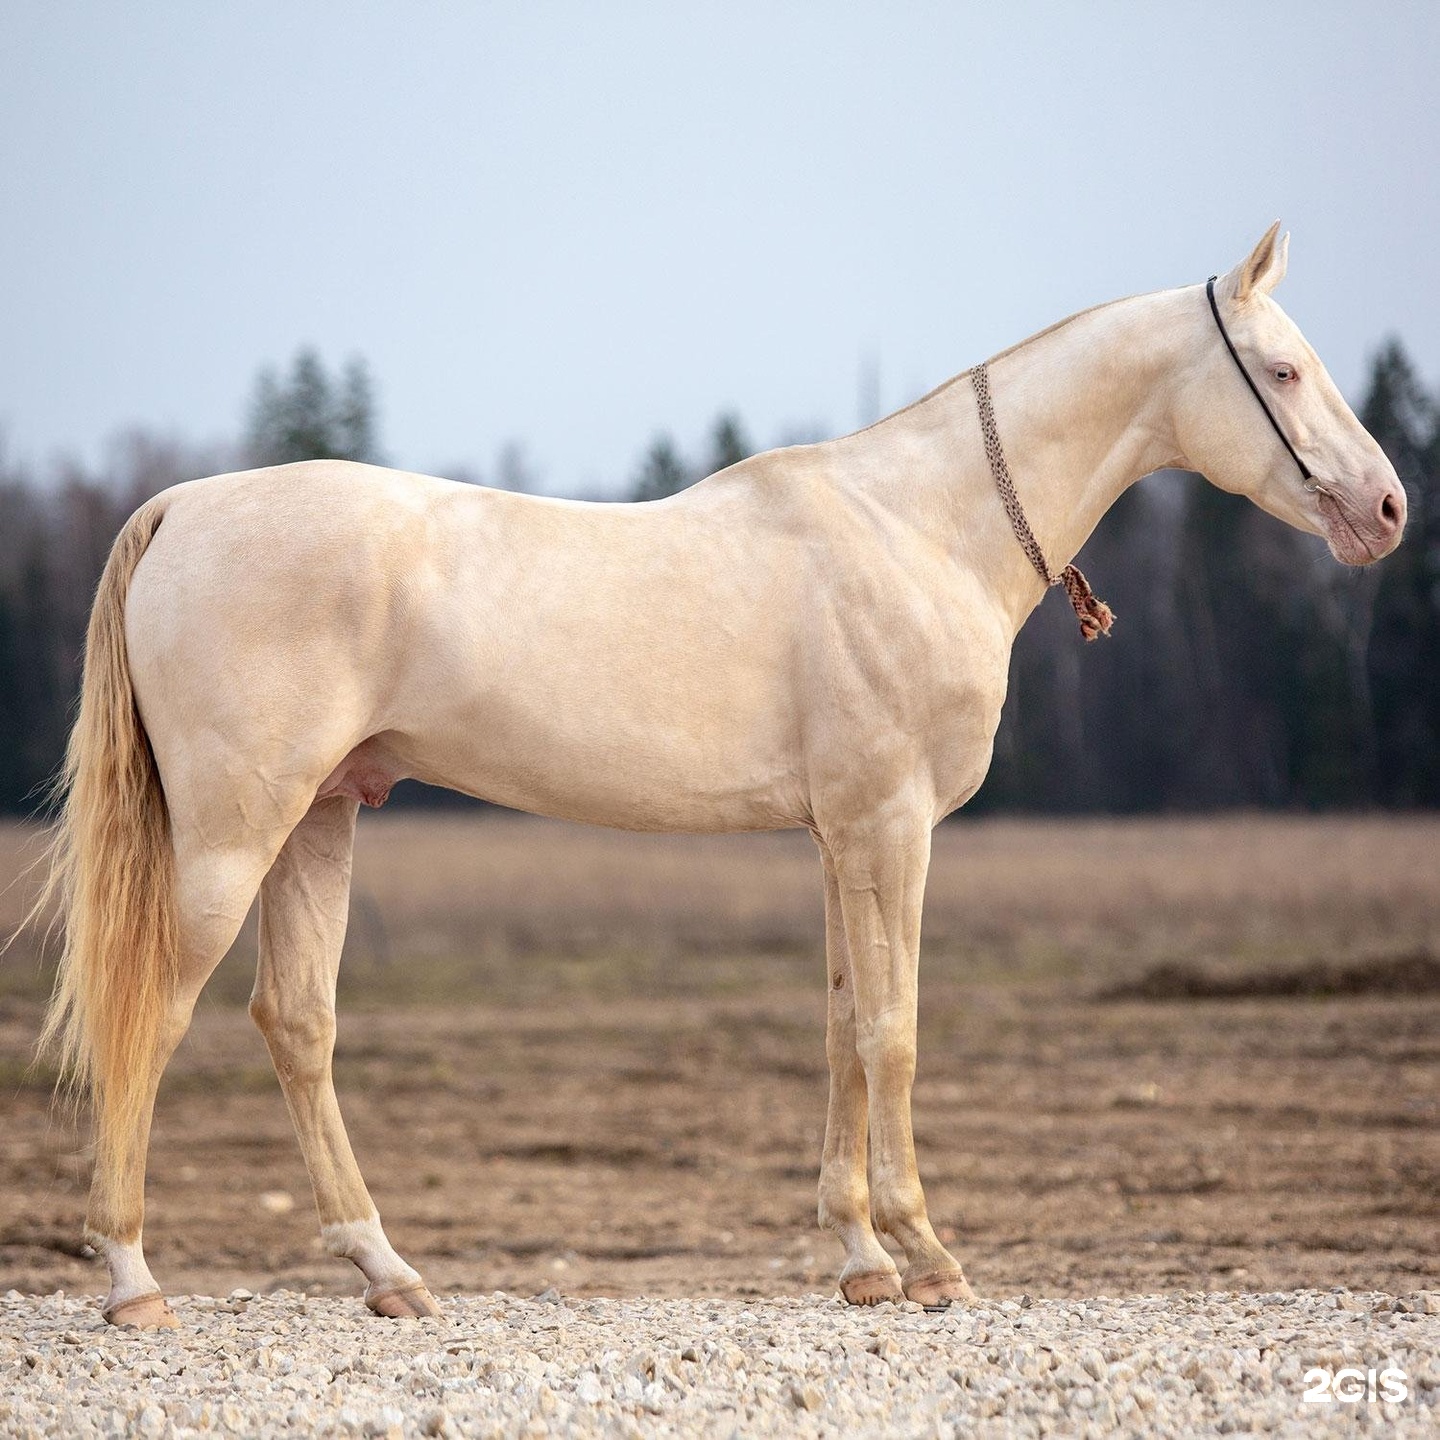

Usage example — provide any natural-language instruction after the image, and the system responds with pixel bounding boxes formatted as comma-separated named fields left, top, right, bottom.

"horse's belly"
left=415, top=740, right=802, bottom=832
left=378, top=690, right=807, bottom=834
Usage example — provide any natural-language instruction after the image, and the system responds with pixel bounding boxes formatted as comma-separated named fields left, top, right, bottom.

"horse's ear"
left=1222, top=221, right=1288, bottom=304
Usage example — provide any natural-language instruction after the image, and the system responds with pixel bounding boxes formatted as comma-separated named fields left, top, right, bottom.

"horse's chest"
left=806, top=614, right=1009, bottom=817
left=921, top=667, right=1008, bottom=806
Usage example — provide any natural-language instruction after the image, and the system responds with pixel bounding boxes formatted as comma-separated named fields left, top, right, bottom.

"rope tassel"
left=1059, top=564, right=1114, bottom=642
left=972, top=363, right=1116, bottom=643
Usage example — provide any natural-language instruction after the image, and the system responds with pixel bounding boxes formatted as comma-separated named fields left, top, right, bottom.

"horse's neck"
left=856, top=285, right=1200, bottom=636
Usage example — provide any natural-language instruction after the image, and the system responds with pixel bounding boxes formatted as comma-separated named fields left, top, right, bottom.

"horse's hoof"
left=839, top=1269, right=905, bottom=1306
left=365, top=1281, right=444, bottom=1319
left=904, top=1269, right=975, bottom=1309
left=103, top=1291, right=179, bottom=1330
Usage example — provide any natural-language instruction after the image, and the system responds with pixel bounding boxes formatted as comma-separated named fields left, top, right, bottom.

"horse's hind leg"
left=249, top=796, right=441, bottom=1319
left=88, top=842, right=275, bottom=1328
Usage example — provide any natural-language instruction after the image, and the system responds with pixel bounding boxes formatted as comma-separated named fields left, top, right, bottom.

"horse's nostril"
left=1380, top=491, right=1400, bottom=526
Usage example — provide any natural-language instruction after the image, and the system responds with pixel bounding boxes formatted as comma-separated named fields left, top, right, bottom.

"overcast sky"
left=2, top=2, right=1436, bottom=496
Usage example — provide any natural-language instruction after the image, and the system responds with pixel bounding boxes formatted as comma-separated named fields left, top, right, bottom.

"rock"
left=134, top=1403, right=168, bottom=1438
left=3, top=1286, right=1432, bottom=1436
left=364, top=1405, right=406, bottom=1439
left=792, top=1381, right=824, bottom=1410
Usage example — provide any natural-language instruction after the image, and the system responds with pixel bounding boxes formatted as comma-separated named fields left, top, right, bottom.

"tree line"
left=1, top=343, right=1436, bottom=816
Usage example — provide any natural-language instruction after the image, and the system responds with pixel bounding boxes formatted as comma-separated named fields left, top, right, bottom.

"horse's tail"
left=32, top=497, right=178, bottom=1142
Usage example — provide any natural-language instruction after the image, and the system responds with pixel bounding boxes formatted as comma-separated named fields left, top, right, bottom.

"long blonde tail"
left=34, top=499, right=177, bottom=1143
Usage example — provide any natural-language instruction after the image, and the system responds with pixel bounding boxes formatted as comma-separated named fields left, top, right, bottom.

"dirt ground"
left=1, top=814, right=1436, bottom=1306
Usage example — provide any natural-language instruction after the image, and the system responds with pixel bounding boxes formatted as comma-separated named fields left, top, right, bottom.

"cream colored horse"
left=36, top=225, right=1404, bottom=1327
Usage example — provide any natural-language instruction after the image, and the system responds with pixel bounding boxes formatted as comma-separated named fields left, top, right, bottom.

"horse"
left=31, top=224, right=1405, bottom=1328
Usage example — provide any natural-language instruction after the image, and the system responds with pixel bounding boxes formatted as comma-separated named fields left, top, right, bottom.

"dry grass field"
left=1, top=812, right=1436, bottom=1306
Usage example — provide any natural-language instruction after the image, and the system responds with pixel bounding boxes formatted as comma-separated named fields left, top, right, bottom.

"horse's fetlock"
left=818, top=1181, right=869, bottom=1233
left=872, top=1184, right=926, bottom=1238
left=84, top=1211, right=142, bottom=1250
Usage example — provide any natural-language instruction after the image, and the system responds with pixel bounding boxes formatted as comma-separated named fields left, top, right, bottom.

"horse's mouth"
left=1317, top=489, right=1384, bottom=566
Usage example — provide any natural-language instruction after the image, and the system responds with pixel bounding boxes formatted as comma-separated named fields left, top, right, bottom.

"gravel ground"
left=2, top=1287, right=1436, bottom=1438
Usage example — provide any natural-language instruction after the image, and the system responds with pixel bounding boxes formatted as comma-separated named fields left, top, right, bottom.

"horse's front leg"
left=826, top=808, right=974, bottom=1308
left=815, top=844, right=905, bottom=1303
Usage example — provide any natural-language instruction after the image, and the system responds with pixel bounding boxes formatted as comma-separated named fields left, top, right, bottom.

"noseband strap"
left=1205, top=275, right=1318, bottom=490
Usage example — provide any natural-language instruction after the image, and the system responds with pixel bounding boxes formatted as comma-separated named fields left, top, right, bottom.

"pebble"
left=0, top=1288, right=1435, bottom=1436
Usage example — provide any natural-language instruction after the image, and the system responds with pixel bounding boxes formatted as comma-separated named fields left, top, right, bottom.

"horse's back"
left=123, top=459, right=820, bottom=832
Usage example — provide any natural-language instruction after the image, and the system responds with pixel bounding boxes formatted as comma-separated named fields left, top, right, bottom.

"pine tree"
left=632, top=435, right=691, bottom=501
left=245, top=349, right=382, bottom=466
left=1363, top=340, right=1440, bottom=805
left=706, top=413, right=751, bottom=475
left=335, top=358, right=379, bottom=463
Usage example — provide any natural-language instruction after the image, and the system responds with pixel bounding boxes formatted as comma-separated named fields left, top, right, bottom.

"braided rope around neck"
left=970, top=362, right=1115, bottom=642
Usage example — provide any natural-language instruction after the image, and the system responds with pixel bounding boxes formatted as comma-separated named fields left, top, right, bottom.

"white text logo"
left=1302, top=1367, right=1409, bottom=1405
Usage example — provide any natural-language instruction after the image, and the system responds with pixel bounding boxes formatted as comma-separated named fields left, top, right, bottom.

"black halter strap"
left=1205, top=275, right=1316, bottom=489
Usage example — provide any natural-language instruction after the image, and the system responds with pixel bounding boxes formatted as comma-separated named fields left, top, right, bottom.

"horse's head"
left=1175, top=222, right=1405, bottom=565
